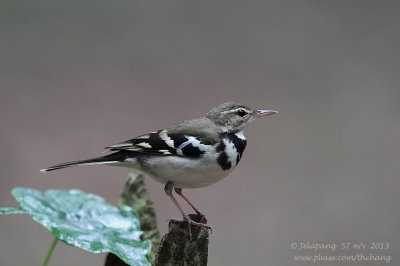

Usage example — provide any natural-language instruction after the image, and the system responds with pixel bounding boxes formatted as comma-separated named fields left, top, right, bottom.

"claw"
left=196, top=212, right=207, bottom=224
left=172, top=214, right=212, bottom=240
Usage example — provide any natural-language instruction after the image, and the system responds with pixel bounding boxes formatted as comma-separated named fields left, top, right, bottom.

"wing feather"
left=105, top=129, right=216, bottom=158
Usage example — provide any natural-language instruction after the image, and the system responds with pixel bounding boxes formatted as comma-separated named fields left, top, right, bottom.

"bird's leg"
left=174, top=187, right=207, bottom=224
left=164, top=182, right=211, bottom=239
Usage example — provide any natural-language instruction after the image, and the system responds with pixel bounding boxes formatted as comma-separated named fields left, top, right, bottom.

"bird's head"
left=206, top=102, right=278, bottom=133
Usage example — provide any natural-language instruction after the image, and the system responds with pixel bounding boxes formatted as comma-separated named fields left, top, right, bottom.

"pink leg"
left=164, top=182, right=211, bottom=239
left=174, top=187, right=207, bottom=224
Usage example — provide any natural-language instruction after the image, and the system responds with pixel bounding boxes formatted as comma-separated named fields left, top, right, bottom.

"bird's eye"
left=236, top=109, right=247, bottom=117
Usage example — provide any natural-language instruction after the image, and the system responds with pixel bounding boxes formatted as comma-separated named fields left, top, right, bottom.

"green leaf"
left=0, top=207, right=26, bottom=214
left=11, top=188, right=151, bottom=266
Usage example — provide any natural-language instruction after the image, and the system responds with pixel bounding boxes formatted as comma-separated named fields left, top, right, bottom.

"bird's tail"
left=40, top=151, right=130, bottom=172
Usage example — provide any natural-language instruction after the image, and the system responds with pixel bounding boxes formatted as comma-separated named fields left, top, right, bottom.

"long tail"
left=40, top=151, right=132, bottom=172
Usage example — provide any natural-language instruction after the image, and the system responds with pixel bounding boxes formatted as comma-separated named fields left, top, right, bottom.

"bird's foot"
left=171, top=214, right=212, bottom=240
left=195, top=211, right=208, bottom=224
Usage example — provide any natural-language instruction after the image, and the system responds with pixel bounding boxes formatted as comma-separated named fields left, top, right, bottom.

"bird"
left=41, top=102, right=278, bottom=237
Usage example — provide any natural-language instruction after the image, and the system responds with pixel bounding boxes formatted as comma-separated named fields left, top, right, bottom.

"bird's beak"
left=255, top=109, right=279, bottom=118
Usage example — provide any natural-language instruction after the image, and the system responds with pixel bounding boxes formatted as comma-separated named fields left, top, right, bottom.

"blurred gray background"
left=1, top=1, right=399, bottom=265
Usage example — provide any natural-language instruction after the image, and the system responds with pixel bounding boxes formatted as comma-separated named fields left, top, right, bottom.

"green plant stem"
left=41, top=236, right=58, bottom=266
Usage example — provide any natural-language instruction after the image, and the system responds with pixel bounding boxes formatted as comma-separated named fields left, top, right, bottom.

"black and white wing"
left=105, top=129, right=215, bottom=158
